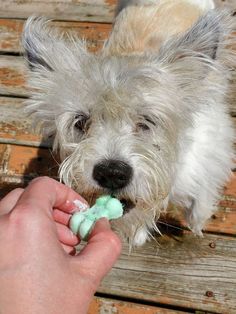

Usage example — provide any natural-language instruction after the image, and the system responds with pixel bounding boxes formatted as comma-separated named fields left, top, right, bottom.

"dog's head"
left=22, top=11, right=235, bottom=222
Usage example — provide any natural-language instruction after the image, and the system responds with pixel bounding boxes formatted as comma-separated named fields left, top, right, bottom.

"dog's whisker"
left=157, top=221, right=185, bottom=232
left=48, top=149, right=61, bottom=166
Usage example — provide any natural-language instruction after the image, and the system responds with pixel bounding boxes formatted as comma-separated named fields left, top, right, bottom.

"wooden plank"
left=0, top=143, right=58, bottom=180
left=89, top=297, right=188, bottom=314
left=0, top=97, right=50, bottom=147
left=0, top=56, right=28, bottom=97
left=0, top=19, right=112, bottom=54
left=0, top=97, right=41, bottom=145
left=96, top=233, right=236, bottom=314
left=0, top=0, right=116, bottom=23
left=0, top=143, right=235, bottom=236
left=0, top=0, right=234, bottom=23
left=214, top=0, right=236, bottom=10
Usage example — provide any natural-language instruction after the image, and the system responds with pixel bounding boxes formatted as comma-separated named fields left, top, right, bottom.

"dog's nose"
left=93, top=159, right=133, bottom=190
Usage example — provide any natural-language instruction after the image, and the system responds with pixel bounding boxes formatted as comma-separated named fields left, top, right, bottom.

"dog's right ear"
left=22, top=16, right=58, bottom=71
left=22, top=16, right=90, bottom=74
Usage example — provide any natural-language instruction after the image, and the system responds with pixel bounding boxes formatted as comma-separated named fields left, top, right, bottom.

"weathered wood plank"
left=0, top=0, right=116, bottom=23
left=0, top=143, right=235, bottom=236
left=89, top=297, right=188, bottom=314
left=1, top=96, right=49, bottom=145
left=0, top=56, right=28, bottom=97
left=0, top=97, right=51, bottom=147
left=214, top=0, right=236, bottom=10
left=0, top=19, right=111, bottom=54
left=0, top=144, right=58, bottom=180
left=98, top=233, right=236, bottom=314
left=0, top=0, right=234, bottom=23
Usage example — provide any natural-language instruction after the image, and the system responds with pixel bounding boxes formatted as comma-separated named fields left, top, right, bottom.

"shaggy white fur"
left=22, top=0, right=235, bottom=246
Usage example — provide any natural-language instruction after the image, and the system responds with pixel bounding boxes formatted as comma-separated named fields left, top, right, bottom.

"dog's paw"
left=133, top=227, right=149, bottom=246
left=188, top=224, right=204, bottom=237
left=186, top=212, right=204, bottom=236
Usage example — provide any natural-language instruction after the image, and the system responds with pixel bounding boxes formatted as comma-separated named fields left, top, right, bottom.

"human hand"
left=0, top=177, right=122, bottom=314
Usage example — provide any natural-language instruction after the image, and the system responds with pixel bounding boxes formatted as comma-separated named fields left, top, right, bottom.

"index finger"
left=15, top=177, right=88, bottom=214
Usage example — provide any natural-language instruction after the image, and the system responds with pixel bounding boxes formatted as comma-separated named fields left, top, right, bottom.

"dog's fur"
left=22, top=0, right=235, bottom=246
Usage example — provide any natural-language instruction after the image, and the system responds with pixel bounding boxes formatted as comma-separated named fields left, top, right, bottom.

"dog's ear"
left=22, top=17, right=58, bottom=71
left=158, top=10, right=236, bottom=67
left=22, top=16, right=89, bottom=72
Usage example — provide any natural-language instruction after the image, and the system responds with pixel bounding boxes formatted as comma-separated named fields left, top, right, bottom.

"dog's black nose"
left=93, top=159, right=133, bottom=190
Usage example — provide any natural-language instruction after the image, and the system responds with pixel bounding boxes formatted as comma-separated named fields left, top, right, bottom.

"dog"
left=22, top=0, right=235, bottom=246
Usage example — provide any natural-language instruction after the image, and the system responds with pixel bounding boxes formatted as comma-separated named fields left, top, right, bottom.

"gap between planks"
left=0, top=0, right=234, bottom=23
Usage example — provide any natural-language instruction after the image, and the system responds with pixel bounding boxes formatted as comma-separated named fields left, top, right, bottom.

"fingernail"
left=73, top=199, right=89, bottom=212
left=64, top=200, right=77, bottom=213
left=64, top=199, right=88, bottom=213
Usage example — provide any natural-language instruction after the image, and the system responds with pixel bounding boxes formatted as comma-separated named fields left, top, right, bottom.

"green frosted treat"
left=70, top=212, right=84, bottom=235
left=69, top=195, right=123, bottom=240
left=106, top=198, right=123, bottom=219
left=95, top=195, right=110, bottom=206
left=79, top=219, right=94, bottom=240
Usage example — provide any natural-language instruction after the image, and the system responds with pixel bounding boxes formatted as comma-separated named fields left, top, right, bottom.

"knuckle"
left=30, top=176, right=53, bottom=186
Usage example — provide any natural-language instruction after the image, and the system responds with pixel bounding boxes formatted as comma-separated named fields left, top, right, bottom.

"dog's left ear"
left=158, top=10, right=236, bottom=68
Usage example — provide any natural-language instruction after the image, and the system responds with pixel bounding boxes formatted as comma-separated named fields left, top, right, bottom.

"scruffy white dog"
left=22, top=0, right=235, bottom=246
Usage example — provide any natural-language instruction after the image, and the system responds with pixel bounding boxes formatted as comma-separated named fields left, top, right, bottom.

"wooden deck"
left=0, top=1, right=236, bottom=313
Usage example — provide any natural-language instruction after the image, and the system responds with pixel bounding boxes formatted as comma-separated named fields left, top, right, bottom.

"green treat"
left=70, top=212, right=84, bottom=235
left=69, top=195, right=123, bottom=240
left=95, top=195, right=110, bottom=206
left=79, top=219, right=94, bottom=240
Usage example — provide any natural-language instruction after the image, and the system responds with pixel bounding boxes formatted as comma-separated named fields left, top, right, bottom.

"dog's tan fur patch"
left=104, top=0, right=208, bottom=56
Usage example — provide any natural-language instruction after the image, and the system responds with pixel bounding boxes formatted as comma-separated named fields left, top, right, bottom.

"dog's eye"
left=136, top=122, right=150, bottom=131
left=136, top=116, right=155, bottom=132
left=74, top=114, right=90, bottom=132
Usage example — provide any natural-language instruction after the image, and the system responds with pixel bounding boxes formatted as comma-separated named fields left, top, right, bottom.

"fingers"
left=0, top=188, right=24, bottom=216
left=14, top=177, right=88, bottom=216
left=53, top=209, right=71, bottom=225
left=56, top=222, right=79, bottom=246
left=74, top=219, right=122, bottom=288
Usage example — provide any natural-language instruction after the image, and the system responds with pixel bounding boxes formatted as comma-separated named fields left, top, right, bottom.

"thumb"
left=75, top=219, right=122, bottom=287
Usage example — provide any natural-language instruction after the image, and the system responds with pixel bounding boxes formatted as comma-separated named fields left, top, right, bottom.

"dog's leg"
left=133, top=226, right=150, bottom=246
left=185, top=192, right=217, bottom=235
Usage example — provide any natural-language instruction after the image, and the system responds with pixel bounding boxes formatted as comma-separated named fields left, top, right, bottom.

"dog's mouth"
left=80, top=190, right=135, bottom=214
left=120, top=198, right=135, bottom=214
